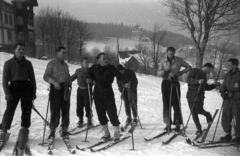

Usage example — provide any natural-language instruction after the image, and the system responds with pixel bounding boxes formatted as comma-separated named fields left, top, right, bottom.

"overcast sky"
left=34, top=0, right=189, bottom=36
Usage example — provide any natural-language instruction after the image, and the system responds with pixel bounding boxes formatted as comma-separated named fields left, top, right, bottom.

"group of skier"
left=0, top=42, right=239, bottom=154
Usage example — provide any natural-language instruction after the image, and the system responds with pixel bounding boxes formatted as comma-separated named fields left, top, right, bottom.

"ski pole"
left=32, top=104, right=50, bottom=126
left=118, top=88, right=125, bottom=117
left=185, top=83, right=202, bottom=130
left=39, top=88, right=50, bottom=146
left=168, top=81, right=173, bottom=135
left=130, top=89, right=143, bottom=129
left=175, top=84, right=186, bottom=135
left=232, top=116, right=239, bottom=152
left=212, top=100, right=224, bottom=142
left=83, top=83, right=93, bottom=142
left=129, top=118, right=136, bottom=151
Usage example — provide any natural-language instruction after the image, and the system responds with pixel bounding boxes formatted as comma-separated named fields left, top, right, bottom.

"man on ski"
left=157, top=47, right=191, bottom=132
left=43, top=46, right=71, bottom=139
left=116, top=64, right=138, bottom=126
left=71, top=57, right=94, bottom=127
left=0, top=42, right=36, bottom=142
left=87, top=53, right=129, bottom=141
left=187, top=63, right=218, bottom=135
left=220, top=58, right=240, bottom=142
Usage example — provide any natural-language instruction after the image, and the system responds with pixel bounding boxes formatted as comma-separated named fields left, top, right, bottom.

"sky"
left=34, top=0, right=187, bottom=35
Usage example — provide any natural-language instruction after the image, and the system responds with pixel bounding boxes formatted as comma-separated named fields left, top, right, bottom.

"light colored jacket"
left=157, top=56, right=191, bottom=80
left=43, top=58, right=70, bottom=84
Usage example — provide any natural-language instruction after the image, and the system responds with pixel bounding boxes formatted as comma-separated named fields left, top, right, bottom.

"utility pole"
left=117, top=37, right=120, bottom=64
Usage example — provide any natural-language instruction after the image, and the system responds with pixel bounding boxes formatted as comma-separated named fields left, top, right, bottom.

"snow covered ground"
left=0, top=52, right=239, bottom=156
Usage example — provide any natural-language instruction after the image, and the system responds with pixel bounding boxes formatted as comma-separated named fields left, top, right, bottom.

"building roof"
left=13, top=0, right=38, bottom=6
left=3, top=0, right=14, bottom=5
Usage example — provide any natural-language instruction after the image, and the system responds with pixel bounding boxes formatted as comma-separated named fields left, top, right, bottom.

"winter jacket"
left=187, top=68, right=216, bottom=92
left=2, top=55, right=36, bottom=95
left=157, top=56, right=191, bottom=80
left=116, top=69, right=138, bottom=93
left=220, top=68, right=240, bottom=100
left=43, top=58, right=70, bottom=84
left=71, top=68, right=92, bottom=89
left=88, top=64, right=126, bottom=88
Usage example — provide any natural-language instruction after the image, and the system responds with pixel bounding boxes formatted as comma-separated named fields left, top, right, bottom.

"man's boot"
left=17, top=127, right=29, bottom=156
left=48, top=130, right=55, bottom=139
left=195, top=128, right=202, bottom=135
left=77, top=117, right=84, bottom=127
left=220, top=133, right=232, bottom=141
left=113, top=126, right=121, bottom=141
left=164, top=124, right=171, bottom=132
left=101, top=124, right=111, bottom=142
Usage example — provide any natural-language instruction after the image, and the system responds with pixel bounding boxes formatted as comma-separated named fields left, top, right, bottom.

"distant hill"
left=88, top=22, right=193, bottom=49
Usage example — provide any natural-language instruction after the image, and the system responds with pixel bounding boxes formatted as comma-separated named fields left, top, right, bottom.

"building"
left=0, top=0, right=38, bottom=56
left=0, top=0, right=16, bottom=52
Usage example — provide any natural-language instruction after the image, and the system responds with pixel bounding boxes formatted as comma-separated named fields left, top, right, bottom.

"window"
left=17, top=16, right=23, bottom=25
left=7, top=30, right=12, bottom=41
left=9, top=15, right=13, bottom=25
left=16, top=3, right=22, bottom=9
left=18, top=32, right=24, bottom=41
left=4, top=13, right=8, bottom=24
left=29, top=32, right=34, bottom=41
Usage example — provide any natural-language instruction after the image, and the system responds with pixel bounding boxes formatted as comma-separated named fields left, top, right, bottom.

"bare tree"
left=135, top=43, right=150, bottom=73
left=76, top=21, right=91, bottom=62
left=163, top=0, right=240, bottom=68
left=150, top=23, right=167, bottom=75
left=214, top=39, right=236, bottom=80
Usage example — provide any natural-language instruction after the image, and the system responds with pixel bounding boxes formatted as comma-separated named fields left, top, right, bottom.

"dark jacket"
left=116, top=69, right=138, bottom=93
left=2, top=55, right=36, bottom=95
left=187, top=68, right=216, bottom=92
left=220, top=68, right=240, bottom=100
left=71, top=68, right=92, bottom=89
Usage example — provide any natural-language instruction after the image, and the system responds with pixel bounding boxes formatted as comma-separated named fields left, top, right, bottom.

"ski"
left=198, top=142, right=237, bottom=148
left=121, top=123, right=130, bottom=132
left=162, top=126, right=187, bottom=145
left=90, top=136, right=131, bottom=152
left=62, top=137, right=76, bottom=154
left=186, top=129, right=207, bottom=145
left=199, top=109, right=219, bottom=143
left=76, top=138, right=112, bottom=151
left=68, top=123, right=88, bottom=133
left=68, top=124, right=100, bottom=135
left=47, top=137, right=54, bottom=155
left=0, top=133, right=11, bottom=152
left=192, top=140, right=231, bottom=146
left=144, top=128, right=176, bottom=142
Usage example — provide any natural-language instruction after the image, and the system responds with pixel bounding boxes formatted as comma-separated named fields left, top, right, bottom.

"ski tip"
left=76, top=145, right=85, bottom=151
left=90, top=148, right=95, bottom=152
left=144, top=138, right=149, bottom=141
left=48, top=150, right=53, bottom=155
left=71, top=149, right=76, bottom=154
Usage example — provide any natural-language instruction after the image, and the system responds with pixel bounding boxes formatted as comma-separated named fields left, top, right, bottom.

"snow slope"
left=0, top=52, right=238, bottom=156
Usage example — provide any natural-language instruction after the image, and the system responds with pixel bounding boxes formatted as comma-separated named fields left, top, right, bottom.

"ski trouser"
left=222, top=98, right=240, bottom=136
left=49, top=84, right=70, bottom=131
left=1, top=80, right=33, bottom=131
left=161, top=79, right=182, bottom=125
left=186, top=89, right=211, bottom=130
left=76, top=87, right=92, bottom=120
left=93, top=86, right=120, bottom=126
left=122, top=89, right=138, bottom=119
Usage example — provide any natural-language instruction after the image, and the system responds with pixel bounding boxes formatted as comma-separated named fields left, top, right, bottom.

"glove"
left=86, top=78, right=92, bottom=84
left=124, top=83, right=131, bottom=88
left=64, top=87, right=70, bottom=101
left=53, top=82, right=61, bottom=90
left=198, top=79, right=204, bottom=84
left=5, top=94, right=13, bottom=101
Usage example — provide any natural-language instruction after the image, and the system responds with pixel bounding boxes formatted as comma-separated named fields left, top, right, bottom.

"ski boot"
left=220, top=134, right=232, bottom=141
left=101, top=124, right=111, bottom=142
left=164, top=124, right=171, bottom=132
left=195, top=128, right=202, bottom=136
